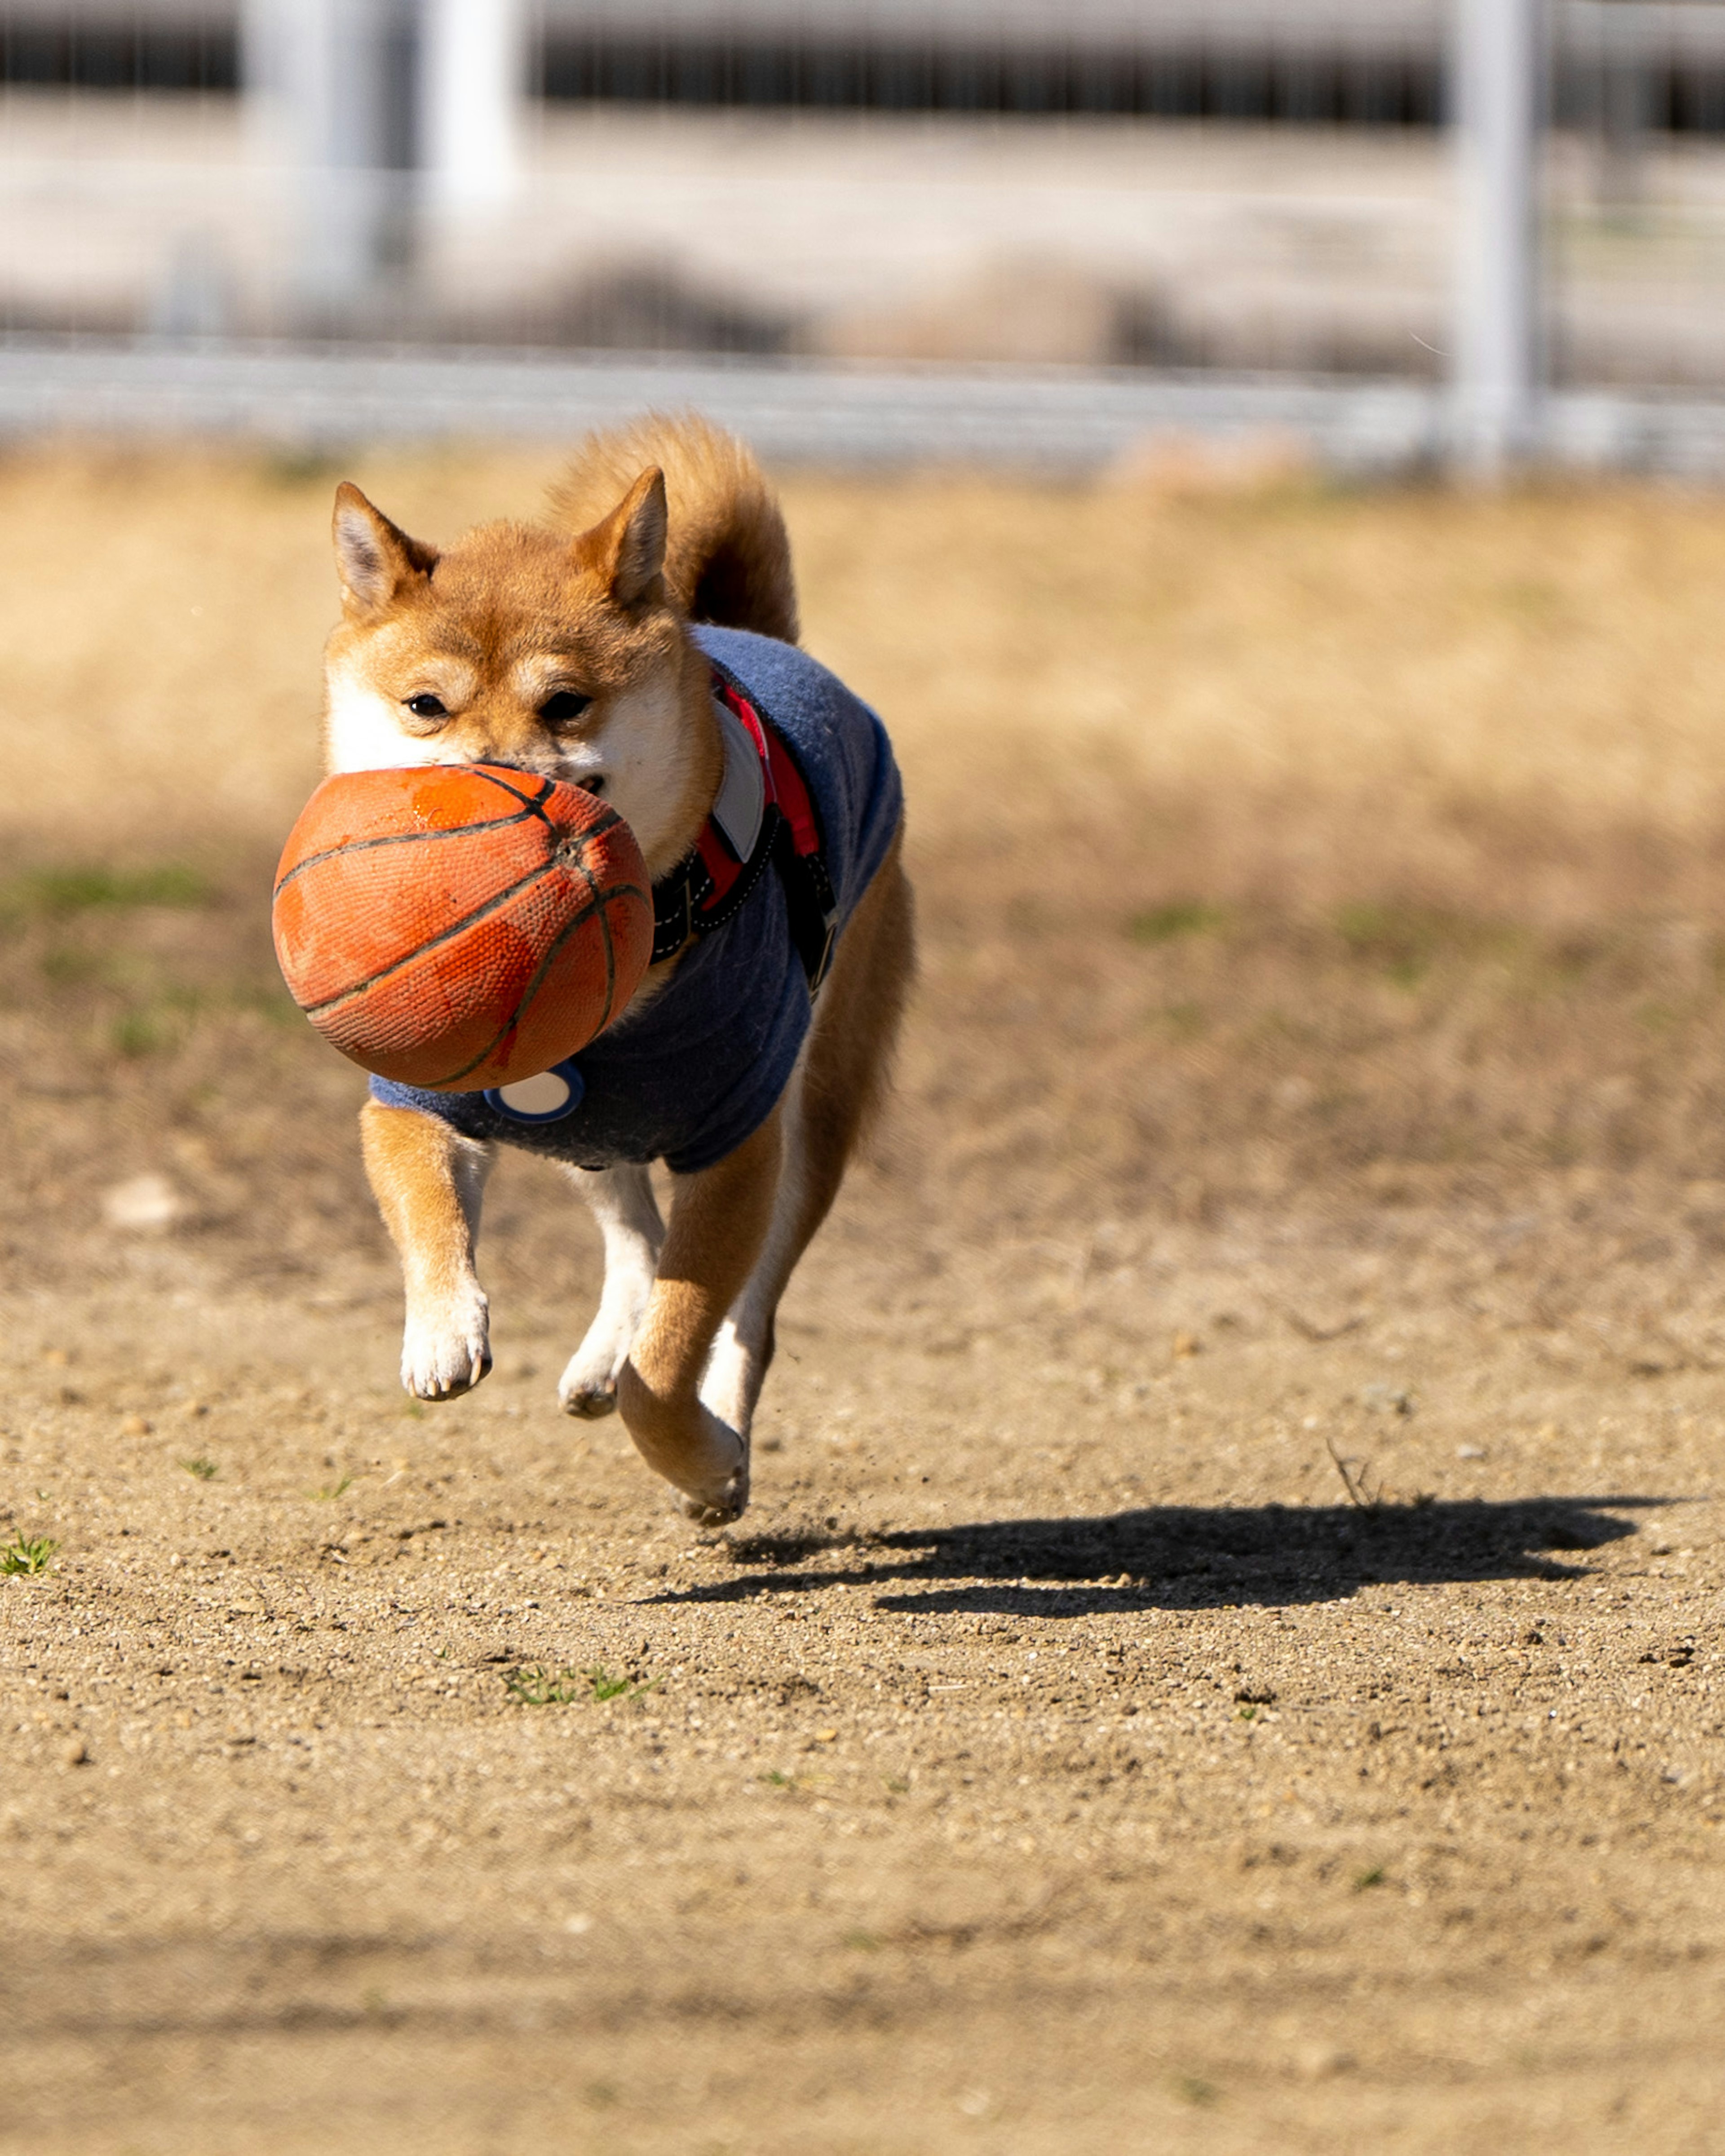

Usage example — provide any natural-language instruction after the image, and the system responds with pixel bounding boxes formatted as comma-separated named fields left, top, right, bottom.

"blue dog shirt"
left=367, top=626, right=903, bottom=1174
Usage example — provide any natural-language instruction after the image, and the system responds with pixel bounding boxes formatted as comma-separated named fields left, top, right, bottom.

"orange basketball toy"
left=272, top=764, right=652, bottom=1092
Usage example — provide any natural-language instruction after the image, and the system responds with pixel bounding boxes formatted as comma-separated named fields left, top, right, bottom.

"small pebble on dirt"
left=101, top=1173, right=183, bottom=1233
left=1296, top=2044, right=1356, bottom=2082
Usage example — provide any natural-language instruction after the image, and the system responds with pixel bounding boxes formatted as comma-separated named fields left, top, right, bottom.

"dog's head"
left=322, top=468, right=718, bottom=876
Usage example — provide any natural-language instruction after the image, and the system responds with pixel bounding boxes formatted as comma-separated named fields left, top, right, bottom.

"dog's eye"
left=404, top=693, right=447, bottom=720
left=540, top=691, right=592, bottom=725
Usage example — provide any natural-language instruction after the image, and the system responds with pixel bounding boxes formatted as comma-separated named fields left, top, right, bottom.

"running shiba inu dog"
left=323, top=417, right=914, bottom=1523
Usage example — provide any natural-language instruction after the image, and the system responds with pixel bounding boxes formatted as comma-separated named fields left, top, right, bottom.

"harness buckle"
left=808, top=907, right=839, bottom=997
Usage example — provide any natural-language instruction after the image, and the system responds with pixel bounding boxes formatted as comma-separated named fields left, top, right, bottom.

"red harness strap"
left=649, top=674, right=838, bottom=992
left=721, top=680, right=823, bottom=864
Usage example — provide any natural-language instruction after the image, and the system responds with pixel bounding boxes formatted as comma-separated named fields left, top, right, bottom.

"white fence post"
left=1453, top=0, right=1544, bottom=473
left=420, top=0, right=526, bottom=214
left=242, top=0, right=417, bottom=324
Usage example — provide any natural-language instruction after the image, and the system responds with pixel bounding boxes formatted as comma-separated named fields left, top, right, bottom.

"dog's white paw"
left=675, top=1470, right=749, bottom=1527
left=402, top=1289, right=491, bottom=1401
left=561, top=1381, right=619, bottom=1419
left=616, top=1368, right=750, bottom=1522
left=557, top=1328, right=631, bottom=1420
left=670, top=1417, right=750, bottom=1526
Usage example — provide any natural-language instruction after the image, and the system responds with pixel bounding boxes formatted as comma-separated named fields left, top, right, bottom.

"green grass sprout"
left=1128, top=900, right=1227, bottom=945
left=504, top=1663, right=659, bottom=1706
left=1, top=1533, right=59, bottom=1577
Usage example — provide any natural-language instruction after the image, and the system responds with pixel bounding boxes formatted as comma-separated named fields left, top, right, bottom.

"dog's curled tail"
left=550, top=412, right=798, bottom=645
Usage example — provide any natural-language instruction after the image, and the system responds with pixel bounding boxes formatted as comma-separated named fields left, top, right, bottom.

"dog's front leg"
left=558, top=1163, right=664, bottom=1419
left=617, top=1108, right=781, bottom=1523
left=360, top=1100, right=494, bottom=1400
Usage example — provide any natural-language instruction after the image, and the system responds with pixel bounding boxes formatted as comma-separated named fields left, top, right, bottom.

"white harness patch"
left=709, top=691, right=766, bottom=863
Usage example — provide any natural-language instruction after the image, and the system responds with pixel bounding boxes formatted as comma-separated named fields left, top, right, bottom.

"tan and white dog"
left=321, top=417, right=914, bottom=1523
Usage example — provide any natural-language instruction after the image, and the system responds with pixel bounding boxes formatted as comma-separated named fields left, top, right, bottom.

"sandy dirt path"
left=0, top=454, right=1722, bottom=2153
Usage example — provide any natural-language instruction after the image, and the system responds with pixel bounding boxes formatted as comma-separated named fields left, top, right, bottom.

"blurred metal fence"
left=6, top=2, right=1725, bottom=468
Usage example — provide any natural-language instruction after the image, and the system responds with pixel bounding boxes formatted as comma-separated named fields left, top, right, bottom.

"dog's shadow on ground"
left=652, top=1496, right=1669, bottom=1614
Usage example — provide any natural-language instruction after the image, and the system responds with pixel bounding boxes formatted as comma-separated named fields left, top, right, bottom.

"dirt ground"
left=1, top=449, right=1723, bottom=2154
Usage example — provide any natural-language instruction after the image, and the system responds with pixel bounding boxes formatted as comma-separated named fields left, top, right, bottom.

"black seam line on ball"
left=567, top=849, right=618, bottom=1033
left=299, top=859, right=606, bottom=1018
left=274, top=801, right=546, bottom=895
left=423, top=874, right=649, bottom=1089
left=274, top=771, right=618, bottom=896
left=469, top=766, right=625, bottom=846
left=465, top=766, right=558, bottom=820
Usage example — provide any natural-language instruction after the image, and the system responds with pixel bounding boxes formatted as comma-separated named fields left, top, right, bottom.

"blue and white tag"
left=483, top=1057, right=585, bottom=1124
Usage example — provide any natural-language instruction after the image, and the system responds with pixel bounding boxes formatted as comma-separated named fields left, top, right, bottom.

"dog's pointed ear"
left=575, top=467, right=668, bottom=608
left=332, top=483, right=438, bottom=613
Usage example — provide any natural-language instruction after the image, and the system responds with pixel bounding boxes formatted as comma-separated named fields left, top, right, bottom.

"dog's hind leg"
left=701, top=834, right=916, bottom=1450
left=618, top=1108, right=783, bottom=1522
left=616, top=831, right=913, bottom=1521
left=695, top=1061, right=814, bottom=1445
left=361, top=1100, right=495, bottom=1401
left=558, top=1163, right=664, bottom=1419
